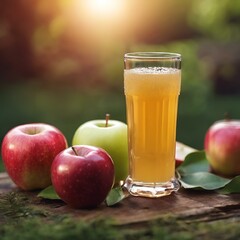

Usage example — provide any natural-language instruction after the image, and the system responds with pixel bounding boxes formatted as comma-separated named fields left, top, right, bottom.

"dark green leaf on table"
left=179, top=172, right=231, bottom=190
left=177, top=151, right=209, bottom=175
left=217, top=175, right=240, bottom=194
left=37, top=185, right=61, bottom=200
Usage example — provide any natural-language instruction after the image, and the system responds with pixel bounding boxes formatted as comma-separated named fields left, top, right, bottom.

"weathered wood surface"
left=1, top=172, right=240, bottom=225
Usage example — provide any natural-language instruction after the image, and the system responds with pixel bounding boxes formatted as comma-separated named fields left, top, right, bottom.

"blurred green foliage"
left=189, top=0, right=240, bottom=41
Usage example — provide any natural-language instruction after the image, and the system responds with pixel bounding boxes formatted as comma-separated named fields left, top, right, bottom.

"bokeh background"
left=1, top=0, right=240, bottom=171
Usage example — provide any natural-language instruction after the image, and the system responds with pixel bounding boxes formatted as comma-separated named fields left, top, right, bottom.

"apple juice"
left=124, top=67, right=181, bottom=183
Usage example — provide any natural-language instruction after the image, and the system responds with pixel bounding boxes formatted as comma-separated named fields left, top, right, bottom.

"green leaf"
left=105, top=186, right=128, bottom=207
left=179, top=172, right=231, bottom=190
left=37, top=185, right=61, bottom=200
left=177, top=151, right=209, bottom=175
left=217, top=175, right=240, bottom=194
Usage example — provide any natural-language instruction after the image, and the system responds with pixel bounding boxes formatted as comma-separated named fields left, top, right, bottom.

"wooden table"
left=1, top=172, right=240, bottom=238
left=0, top=173, right=240, bottom=240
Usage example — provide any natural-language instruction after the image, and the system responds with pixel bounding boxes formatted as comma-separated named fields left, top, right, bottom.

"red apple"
left=51, top=145, right=115, bottom=209
left=204, top=119, right=240, bottom=177
left=175, top=142, right=197, bottom=167
left=1, top=123, right=68, bottom=190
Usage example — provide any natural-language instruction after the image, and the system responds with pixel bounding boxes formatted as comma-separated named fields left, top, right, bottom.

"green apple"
left=72, top=116, right=128, bottom=185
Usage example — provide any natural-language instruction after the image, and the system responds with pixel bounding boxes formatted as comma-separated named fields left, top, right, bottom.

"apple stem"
left=224, top=112, right=231, bottom=121
left=72, top=146, right=78, bottom=156
left=105, top=113, right=110, bottom=127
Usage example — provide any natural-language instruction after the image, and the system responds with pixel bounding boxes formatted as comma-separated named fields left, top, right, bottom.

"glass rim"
left=124, top=52, right=181, bottom=60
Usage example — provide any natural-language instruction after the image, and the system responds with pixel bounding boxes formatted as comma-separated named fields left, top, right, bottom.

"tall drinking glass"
left=124, top=52, right=181, bottom=198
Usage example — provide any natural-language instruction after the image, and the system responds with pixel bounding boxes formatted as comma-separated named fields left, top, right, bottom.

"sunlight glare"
left=84, top=0, right=124, bottom=19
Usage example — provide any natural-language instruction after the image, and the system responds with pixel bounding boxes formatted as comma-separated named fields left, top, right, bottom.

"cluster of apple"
left=2, top=117, right=240, bottom=208
left=1, top=117, right=128, bottom=209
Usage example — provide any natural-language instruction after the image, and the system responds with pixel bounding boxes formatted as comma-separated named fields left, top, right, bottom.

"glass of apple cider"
left=123, top=52, right=181, bottom=198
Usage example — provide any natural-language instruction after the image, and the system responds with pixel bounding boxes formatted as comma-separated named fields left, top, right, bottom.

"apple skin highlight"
left=204, top=120, right=240, bottom=178
left=1, top=123, right=68, bottom=190
left=51, top=145, right=115, bottom=209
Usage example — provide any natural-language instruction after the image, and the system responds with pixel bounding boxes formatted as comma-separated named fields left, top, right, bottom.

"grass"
left=3, top=216, right=240, bottom=240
